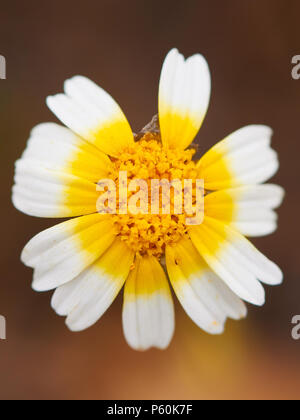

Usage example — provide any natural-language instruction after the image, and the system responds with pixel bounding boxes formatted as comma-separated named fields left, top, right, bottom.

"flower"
left=12, top=48, right=284, bottom=351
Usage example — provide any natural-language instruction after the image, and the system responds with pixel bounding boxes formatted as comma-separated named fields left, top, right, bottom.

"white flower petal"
left=205, top=184, right=285, bottom=237
left=21, top=214, right=115, bottom=291
left=122, top=256, right=175, bottom=351
left=12, top=158, right=99, bottom=218
left=51, top=277, right=84, bottom=316
left=22, top=123, right=111, bottom=182
left=198, top=125, right=279, bottom=190
left=47, top=76, right=134, bottom=157
left=65, top=239, right=134, bottom=332
left=166, top=238, right=247, bottom=334
left=189, top=218, right=283, bottom=305
left=159, top=48, right=211, bottom=150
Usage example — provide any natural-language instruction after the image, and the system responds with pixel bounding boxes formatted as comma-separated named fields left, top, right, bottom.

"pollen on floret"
left=101, top=132, right=200, bottom=259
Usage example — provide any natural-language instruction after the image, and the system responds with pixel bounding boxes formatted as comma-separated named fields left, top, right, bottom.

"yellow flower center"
left=107, top=132, right=199, bottom=258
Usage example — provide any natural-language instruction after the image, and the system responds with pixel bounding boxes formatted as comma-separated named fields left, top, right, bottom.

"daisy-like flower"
left=12, top=49, right=284, bottom=351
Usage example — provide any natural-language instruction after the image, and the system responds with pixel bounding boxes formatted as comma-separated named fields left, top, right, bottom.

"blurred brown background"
left=0, top=0, right=299, bottom=400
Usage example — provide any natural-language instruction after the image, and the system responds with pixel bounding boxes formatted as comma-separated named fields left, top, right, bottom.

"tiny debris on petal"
left=134, top=114, right=160, bottom=141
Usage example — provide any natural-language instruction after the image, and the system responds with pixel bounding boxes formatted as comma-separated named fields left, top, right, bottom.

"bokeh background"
left=0, top=0, right=299, bottom=400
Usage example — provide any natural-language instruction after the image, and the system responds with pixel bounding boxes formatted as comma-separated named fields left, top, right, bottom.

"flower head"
left=12, top=49, right=284, bottom=350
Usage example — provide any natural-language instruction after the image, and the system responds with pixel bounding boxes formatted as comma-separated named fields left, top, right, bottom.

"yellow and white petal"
left=159, top=48, right=211, bottom=150
left=21, top=214, right=116, bottom=291
left=21, top=123, right=112, bottom=182
left=122, top=256, right=175, bottom=351
left=205, top=184, right=285, bottom=237
left=189, top=217, right=283, bottom=306
left=12, top=159, right=99, bottom=218
left=198, top=125, right=279, bottom=190
left=166, top=238, right=246, bottom=334
left=46, top=76, right=134, bottom=157
left=62, top=239, right=134, bottom=332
